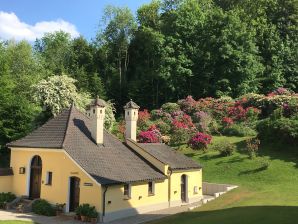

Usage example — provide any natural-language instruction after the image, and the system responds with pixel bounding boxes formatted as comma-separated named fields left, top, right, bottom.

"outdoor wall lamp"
left=19, top=167, right=26, bottom=174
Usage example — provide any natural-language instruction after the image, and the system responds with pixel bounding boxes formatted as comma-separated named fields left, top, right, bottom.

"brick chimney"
left=124, top=99, right=140, bottom=141
left=86, top=96, right=106, bottom=145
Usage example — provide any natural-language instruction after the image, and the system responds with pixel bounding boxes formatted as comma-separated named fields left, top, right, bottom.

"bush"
left=155, top=120, right=171, bottom=134
left=258, top=157, right=270, bottom=170
left=138, top=109, right=151, bottom=130
left=32, top=199, right=55, bottom=216
left=246, top=138, right=260, bottom=159
left=171, top=128, right=193, bottom=145
left=161, top=102, right=180, bottom=113
left=188, top=132, right=212, bottom=151
left=138, top=125, right=162, bottom=143
left=0, top=192, right=16, bottom=209
left=193, top=111, right=212, bottom=133
left=215, top=141, right=236, bottom=156
left=222, top=124, right=257, bottom=137
left=75, top=204, right=97, bottom=218
left=257, top=116, right=298, bottom=145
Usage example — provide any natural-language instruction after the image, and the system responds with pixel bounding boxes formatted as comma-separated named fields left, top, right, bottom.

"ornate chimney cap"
left=90, top=96, right=106, bottom=108
left=124, top=99, right=140, bottom=109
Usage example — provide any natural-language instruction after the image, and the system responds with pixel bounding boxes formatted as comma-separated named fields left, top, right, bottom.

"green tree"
left=34, top=31, right=72, bottom=74
left=96, top=5, right=137, bottom=105
left=32, top=74, right=91, bottom=116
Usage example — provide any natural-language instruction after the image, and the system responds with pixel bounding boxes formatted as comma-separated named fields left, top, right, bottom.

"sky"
left=0, top=0, right=151, bottom=41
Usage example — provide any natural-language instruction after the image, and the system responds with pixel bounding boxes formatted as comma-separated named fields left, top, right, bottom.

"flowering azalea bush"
left=138, top=125, right=162, bottom=143
left=113, top=90, right=297, bottom=147
left=238, top=89, right=298, bottom=117
left=222, top=117, right=234, bottom=127
left=267, top=87, right=291, bottom=96
left=194, top=111, right=212, bottom=133
left=188, top=132, right=212, bottom=151
left=137, top=109, right=152, bottom=130
left=172, top=114, right=195, bottom=130
left=178, top=95, right=197, bottom=114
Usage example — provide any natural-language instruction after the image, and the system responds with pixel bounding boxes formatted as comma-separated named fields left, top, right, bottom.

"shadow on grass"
left=216, top=155, right=245, bottom=165
left=149, top=206, right=298, bottom=224
left=238, top=166, right=267, bottom=175
left=232, top=138, right=298, bottom=169
left=257, top=142, right=298, bottom=168
left=198, top=154, right=222, bottom=161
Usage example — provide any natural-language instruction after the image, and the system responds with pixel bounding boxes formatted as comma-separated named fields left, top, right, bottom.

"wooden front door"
left=69, top=177, right=80, bottom=212
left=29, top=156, right=42, bottom=199
left=181, top=175, right=187, bottom=203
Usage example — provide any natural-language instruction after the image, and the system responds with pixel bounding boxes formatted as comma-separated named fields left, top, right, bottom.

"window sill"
left=148, top=193, right=155, bottom=197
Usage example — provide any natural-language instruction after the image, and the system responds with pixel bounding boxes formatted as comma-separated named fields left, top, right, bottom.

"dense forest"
left=0, top=0, right=297, bottom=148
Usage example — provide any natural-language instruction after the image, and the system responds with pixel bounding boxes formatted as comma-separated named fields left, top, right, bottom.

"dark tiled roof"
left=138, top=143, right=202, bottom=170
left=0, top=168, right=13, bottom=176
left=7, top=109, right=70, bottom=148
left=124, top=100, right=140, bottom=109
left=7, top=105, right=165, bottom=185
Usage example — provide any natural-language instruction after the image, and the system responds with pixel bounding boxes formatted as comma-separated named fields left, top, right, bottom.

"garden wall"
left=203, top=182, right=238, bottom=196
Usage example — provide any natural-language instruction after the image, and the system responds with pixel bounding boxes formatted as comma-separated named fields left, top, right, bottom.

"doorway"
left=181, top=174, right=188, bottom=203
left=69, top=177, right=80, bottom=212
left=29, top=156, right=42, bottom=199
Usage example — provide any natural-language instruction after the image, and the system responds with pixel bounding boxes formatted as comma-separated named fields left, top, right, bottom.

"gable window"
left=46, top=171, right=52, bottom=185
left=148, top=181, right=155, bottom=195
left=124, top=184, right=131, bottom=198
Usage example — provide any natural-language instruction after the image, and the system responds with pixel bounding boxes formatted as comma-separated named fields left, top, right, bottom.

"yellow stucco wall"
left=104, top=169, right=202, bottom=213
left=105, top=179, right=169, bottom=212
left=7, top=147, right=202, bottom=219
left=10, top=148, right=102, bottom=211
left=0, top=176, right=13, bottom=193
left=170, top=169, right=202, bottom=203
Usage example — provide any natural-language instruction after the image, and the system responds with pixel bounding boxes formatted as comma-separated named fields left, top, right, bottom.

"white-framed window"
left=148, top=181, right=155, bottom=195
left=124, top=184, right=131, bottom=198
left=46, top=171, right=53, bottom=185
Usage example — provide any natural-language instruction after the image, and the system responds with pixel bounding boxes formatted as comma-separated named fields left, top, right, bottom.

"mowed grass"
left=0, top=222, right=35, bottom=224
left=150, top=136, right=298, bottom=224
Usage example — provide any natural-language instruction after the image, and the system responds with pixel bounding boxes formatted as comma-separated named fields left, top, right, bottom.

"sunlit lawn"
left=150, top=136, right=298, bottom=224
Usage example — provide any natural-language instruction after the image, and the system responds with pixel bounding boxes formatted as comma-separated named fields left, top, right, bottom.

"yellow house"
left=0, top=98, right=202, bottom=222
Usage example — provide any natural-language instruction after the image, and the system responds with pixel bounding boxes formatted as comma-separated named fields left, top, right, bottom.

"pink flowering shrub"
left=222, top=117, right=234, bottom=127
left=228, top=104, right=260, bottom=122
left=267, top=87, right=291, bottom=97
left=195, top=97, right=233, bottom=120
left=194, top=111, right=212, bottom=133
left=172, top=114, right=195, bottom=130
left=138, top=125, right=162, bottom=143
left=178, top=96, right=197, bottom=114
left=138, top=109, right=151, bottom=124
left=188, top=132, right=212, bottom=151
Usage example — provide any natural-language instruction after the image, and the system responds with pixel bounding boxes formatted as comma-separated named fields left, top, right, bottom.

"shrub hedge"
left=32, top=199, right=56, bottom=216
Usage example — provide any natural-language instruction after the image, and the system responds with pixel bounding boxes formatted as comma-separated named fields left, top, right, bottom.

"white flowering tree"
left=33, top=74, right=90, bottom=116
left=33, top=74, right=116, bottom=130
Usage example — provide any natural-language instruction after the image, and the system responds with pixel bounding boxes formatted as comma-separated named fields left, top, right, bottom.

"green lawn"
left=0, top=222, right=35, bottom=224
left=150, top=136, right=298, bottom=224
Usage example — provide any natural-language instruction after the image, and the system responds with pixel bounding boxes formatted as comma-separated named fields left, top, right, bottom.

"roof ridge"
left=61, top=104, right=75, bottom=148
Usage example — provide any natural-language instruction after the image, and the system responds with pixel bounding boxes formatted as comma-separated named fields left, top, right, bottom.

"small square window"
left=46, top=172, right=52, bottom=185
